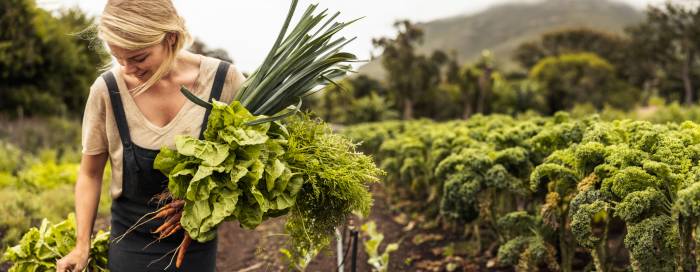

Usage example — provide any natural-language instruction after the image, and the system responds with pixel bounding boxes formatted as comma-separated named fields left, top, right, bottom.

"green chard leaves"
left=2, top=214, right=109, bottom=272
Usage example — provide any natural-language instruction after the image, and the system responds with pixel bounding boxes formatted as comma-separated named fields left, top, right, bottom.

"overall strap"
left=199, top=61, right=231, bottom=139
left=102, top=72, right=133, bottom=148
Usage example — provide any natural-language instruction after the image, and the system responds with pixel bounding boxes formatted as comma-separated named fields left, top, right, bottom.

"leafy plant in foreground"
left=2, top=214, right=109, bottom=272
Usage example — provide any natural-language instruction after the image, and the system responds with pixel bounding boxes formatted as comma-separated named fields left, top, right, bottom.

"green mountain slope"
left=359, top=0, right=643, bottom=80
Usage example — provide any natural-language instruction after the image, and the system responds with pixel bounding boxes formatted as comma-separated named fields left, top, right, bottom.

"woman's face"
left=108, top=41, right=169, bottom=81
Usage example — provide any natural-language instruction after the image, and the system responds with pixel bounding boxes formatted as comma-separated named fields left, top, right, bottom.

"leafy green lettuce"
left=154, top=101, right=382, bottom=259
left=2, top=213, right=109, bottom=272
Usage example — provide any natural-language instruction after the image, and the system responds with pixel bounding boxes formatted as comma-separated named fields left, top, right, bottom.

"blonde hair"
left=98, top=0, right=193, bottom=96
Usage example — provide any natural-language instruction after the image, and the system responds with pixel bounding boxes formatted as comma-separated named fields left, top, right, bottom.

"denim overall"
left=103, top=61, right=229, bottom=271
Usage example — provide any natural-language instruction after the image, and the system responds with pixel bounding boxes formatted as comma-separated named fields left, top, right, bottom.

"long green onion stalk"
left=183, top=0, right=361, bottom=118
left=234, top=0, right=360, bottom=115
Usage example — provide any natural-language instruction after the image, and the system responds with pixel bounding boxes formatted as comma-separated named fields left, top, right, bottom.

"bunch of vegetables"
left=119, top=0, right=382, bottom=268
left=2, top=214, right=109, bottom=272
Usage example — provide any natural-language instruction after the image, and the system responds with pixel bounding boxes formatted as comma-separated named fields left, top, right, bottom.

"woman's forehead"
left=108, top=44, right=151, bottom=59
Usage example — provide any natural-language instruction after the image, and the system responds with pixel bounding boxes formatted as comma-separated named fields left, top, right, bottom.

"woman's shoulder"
left=86, top=70, right=113, bottom=103
left=83, top=66, right=127, bottom=114
left=198, top=55, right=243, bottom=80
left=197, top=55, right=246, bottom=103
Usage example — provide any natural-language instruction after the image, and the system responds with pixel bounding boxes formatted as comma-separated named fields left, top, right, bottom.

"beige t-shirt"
left=81, top=55, right=246, bottom=199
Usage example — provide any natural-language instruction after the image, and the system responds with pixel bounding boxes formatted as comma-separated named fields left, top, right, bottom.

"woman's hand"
left=56, top=246, right=89, bottom=272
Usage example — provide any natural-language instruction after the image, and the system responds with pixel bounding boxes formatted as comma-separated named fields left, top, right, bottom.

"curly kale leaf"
left=675, top=181, right=700, bottom=218
left=624, top=215, right=679, bottom=272
left=440, top=173, right=481, bottom=223
left=570, top=200, right=608, bottom=249
left=616, top=188, right=670, bottom=223
left=497, top=235, right=558, bottom=271
left=498, top=236, right=530, bottom=266
left=434, top=148, right=491, bottom=182
left=573, top=142, right=607, bottom=175
left=581, top=121, right=625, bottom=146
left=485, top=164, right=527, bottom=194
left=530, top=163, right=578, bottom=193
left=600, top=166, right=659, bottom=200
left=603, top=144, right=648, bottom=169
left=497, top=211, right=538, bottom=238
left=494, top=147, right=533, bottom=179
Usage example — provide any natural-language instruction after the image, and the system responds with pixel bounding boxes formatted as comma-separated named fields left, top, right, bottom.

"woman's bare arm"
left=75, top=152, right=108, bottom=250
left=57, top=152, right=108, bottom=272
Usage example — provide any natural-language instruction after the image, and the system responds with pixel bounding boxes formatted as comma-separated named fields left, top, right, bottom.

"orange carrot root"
left=154, top=207, right=176, bottom=220
left=168, top=212, right=182, bottom=224
left=153, top=211, right=182, bottom=234
left=153, top=199, right=184, bottom=219
left=176, top=233, right=192, bottom=268
left=160, top=224, right=182, bottom=239
left=153, top=222, right=171, bottom=234
left=169, top=199, right=185, bottom=210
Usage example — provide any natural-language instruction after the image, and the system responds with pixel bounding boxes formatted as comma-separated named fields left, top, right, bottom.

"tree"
left=625, top=3, right=700, bottom=105
left=56, top=8, right=109, bottom=114
left=445, top=51, right=498, bottom=118
left=372, top=20, right=447, bottom=120
left=189, top=38, right=234, bottom=64
left=475, top=51, right=494, bottom=115
left=513, top=28, right=629, bottom=71
left=0, top=0, right=107, bottom=117
left=529, top=53, right=639, bottom=114
left=306, top=77, right=397, bottom=124
left=448, top=62, right=479, bottom=119
left=349, top=75, right=387, bottom=98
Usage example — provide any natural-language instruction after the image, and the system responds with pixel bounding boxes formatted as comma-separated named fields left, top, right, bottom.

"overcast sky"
left=37, top=0, right=696, bottom=72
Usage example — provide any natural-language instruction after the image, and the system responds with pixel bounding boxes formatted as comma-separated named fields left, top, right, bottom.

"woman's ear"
left=166, top=32, right=177, bottom=48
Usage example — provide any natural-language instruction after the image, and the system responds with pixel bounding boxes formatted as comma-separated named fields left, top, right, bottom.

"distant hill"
left=359, top=0, right=644, bottom=80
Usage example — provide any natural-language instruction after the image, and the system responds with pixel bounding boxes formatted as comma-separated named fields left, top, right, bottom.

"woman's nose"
left=123, top=63, right=138, bottom=74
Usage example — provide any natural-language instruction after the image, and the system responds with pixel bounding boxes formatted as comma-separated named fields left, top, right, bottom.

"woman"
left=56, top=0, right=245, bottom=271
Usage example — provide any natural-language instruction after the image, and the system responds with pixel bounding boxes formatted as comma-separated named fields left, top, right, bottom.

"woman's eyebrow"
left=110, top=51, right=146, bottom=60
left=129, top=52, right=148, bottom=60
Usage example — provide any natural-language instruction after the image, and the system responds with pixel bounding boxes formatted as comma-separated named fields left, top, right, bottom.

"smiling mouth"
left=136, top=71, right=147, bottom=78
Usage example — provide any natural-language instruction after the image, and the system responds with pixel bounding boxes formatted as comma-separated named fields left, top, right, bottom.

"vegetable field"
left=338, top=113, right=700, bottom=271
left=8, top=112, right=700, bottom=271
left=3, top=0, right=700, bottom=270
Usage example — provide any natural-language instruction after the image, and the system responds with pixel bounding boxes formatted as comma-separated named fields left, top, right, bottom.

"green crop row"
left=344, top=113, right=700, bottom=272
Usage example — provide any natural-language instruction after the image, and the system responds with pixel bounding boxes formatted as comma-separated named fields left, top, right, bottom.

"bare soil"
left=214, top=184, right=484, bottom=272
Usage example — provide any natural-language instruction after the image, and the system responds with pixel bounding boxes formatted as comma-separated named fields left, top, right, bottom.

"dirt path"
left=213, top=184, right=481, bottom=272
left=213, top=186, right=381, bottom=271
left=214, top=210, right=342, bottom=271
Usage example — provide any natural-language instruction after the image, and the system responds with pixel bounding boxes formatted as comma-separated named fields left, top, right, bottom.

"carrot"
left=153, top=212, right=182, bottom=234
left=153, top=221, right=172, bottom=234
left=167, top=212, right=182, bottom=224
left=160, top=224, right=182, bottom=239
left=153, top=199, right=185, bottom=218
left=176, top=233, right=192, bottom=268
left=119, top=199, right=187, bottom=247
left=169, top=199, right=185, bottom=209
left=153, top=207, right=177, bottom=220
left=154, top=200, right=184, bottom=217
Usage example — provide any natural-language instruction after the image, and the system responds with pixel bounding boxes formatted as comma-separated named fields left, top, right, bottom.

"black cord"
left=350, top=230, right=359, bottom=272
